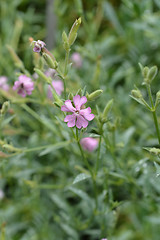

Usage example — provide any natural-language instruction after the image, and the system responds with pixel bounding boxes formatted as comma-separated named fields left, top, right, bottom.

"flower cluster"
left=13, top=75, right=34, bottom=97
left=61, top=95, right=94, bottom=129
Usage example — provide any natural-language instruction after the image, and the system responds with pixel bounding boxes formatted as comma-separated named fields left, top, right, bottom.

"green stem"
left=75, top=128, right=98, bottom=209
left=146, top=84, right=160, bottom=145
left=95, top=135, right=102, bottom=175
left=63, top=49, right=70, bottom=99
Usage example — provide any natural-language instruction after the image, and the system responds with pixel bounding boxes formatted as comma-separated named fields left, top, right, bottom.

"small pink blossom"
left=0, top=76, right=9, bottom=91
left=32, top=40, right=46, bottom=53
left=71, top=52, right=82, bottom=68
left=101, top=239, right=108, bottom=240
left=61, top=95, right=94, bottom=129
left=13, top=75, right=34, bottom=97
left=80, top=137, right=98, bottom=152
left=48, top=80, right=64, bottom=98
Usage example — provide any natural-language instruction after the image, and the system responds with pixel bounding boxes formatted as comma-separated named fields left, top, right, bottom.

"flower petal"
left=64, top=114, right=76, bottom=122
left=76, top=115, right=88, bottom=129
left=61, top=100, right=75, bottom=112
left=73, top=95, right=87, bottom=110
left=80, top=107, right=95, bottom=121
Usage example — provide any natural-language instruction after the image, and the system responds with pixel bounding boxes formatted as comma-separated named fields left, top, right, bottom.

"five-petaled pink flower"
left=32, top=40, right=46, bottom=53
left=61, top=95, right=94, bottom=129
left=13, top=75, right=34, bottom=97
left=0, top=76, right=9, bottom=91
left=80, top=137, right=98, bottom=152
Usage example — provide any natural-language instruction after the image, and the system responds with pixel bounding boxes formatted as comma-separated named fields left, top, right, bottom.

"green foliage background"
left=0, top=0, right=160, bottom=239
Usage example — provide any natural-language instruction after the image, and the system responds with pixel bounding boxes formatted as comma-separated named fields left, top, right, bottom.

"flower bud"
left=142, top=66, right=149, bottom=78
left=102, top=99, right=113, bottom=119
left=43, top=53, right=58, bottom=69
left=0, top=101, right=10, bottom=115
left=131, top=89, right=143, bottom=99
left=68, top=92, right=74, bottom=100
left=76, top=88, right=83, bottom=96
left=68, top=18, right=81, bottom=46
left=149, top=147, right=160, bottom=156
left=87, top=89, right=103, bottom=101
left=156, top=90, right=160, bottom=99
left=147, top=66, right=158, bottom=82
left=62, top=31, right=70, bottom=51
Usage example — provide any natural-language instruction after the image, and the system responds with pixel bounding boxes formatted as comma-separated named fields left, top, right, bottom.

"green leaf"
left=73, top=173, right=91, bottom=184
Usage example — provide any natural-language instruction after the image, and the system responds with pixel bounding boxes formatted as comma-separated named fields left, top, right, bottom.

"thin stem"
left=95, top=135, right=102, bottom=175
left=76, top=128, right=92, bottom=172
left=146, top=84, right=160, bottom=145
left=63, top=49, right=70, bottom=99
left=75, top=128, right=98, bottom=209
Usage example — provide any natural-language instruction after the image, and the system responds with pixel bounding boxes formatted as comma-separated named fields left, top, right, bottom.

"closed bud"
left=68, top=92, right=74, bottom=100
left=142, top=66, right=149, bottom=78
left=0, top=101, right=10, bottom=115
left=68, top=18, right=81, bottom=46
left=156, top=90, right=160, bottom=99
left=102, top=99, right=113, bottom=119
left=76, top=88, right=83, bottom=96
left=62, top=31, right=70, bottom=51
left=131, top=89, right=143, bottom=99
left=43, top=53, right=58, bottom=69
left=147, top=66, right=158, bottom=82
left=87, top=89, right=103, bottom=101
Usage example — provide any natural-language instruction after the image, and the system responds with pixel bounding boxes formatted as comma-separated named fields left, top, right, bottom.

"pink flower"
left=61, top=95, right=94, bottom=129
left=80, top=137, right=98, bottom=152
left=45, top=68, right=56, bottom=78
left=13, top=75, right=34, bottom=97
left=48, top=80, right=64, bottom=98
left=45, top=69, right=64, bottom=98
left=71, top=52, right=82, bottom=68
left=32, top=40, right=46, bottom=53
left=0, top=76, right=9, bottom=91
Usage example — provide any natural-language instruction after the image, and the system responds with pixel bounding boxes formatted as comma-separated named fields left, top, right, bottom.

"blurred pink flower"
left=61, top=95, right=94, bottom=129
left=80, top=137, right=98, bottom=152
left=48, top=80, right=64, bottom=98
left=45, top=68, right=56, bottom=78
left=32, top=40, right=46, bottom=53
left=45, top=69, right=64, bottom=98
left=71, top=52, right=82, bottom=68
left=13, top=75, right=34, bottom=97
left=0, top=76, right=9, bottom=91
left=101, top=239, right=108, bottom=240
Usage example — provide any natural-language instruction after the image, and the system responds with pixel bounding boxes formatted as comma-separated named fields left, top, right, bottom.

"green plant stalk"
left=146, top=84, right=160, bottom=145
left=63, top=49, right=70, bottom=99
left=75, top=128, right=98, bottom=209
left=95, top=135, right=102, bottom=175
